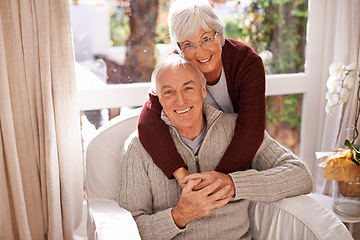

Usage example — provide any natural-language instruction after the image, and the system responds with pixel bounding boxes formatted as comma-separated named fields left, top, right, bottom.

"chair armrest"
left=249, top=195, right=353, bottom=240
left=87, top=198, right=141, bottom=240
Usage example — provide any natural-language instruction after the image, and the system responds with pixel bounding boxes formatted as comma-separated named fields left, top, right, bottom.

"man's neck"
left=178, top=118, right=206, bottom=141
left=181, top=122, right=207, bottom=156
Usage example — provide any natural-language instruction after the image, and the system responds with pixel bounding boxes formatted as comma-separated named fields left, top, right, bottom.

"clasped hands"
left=171, top=171, right=235, bottom=228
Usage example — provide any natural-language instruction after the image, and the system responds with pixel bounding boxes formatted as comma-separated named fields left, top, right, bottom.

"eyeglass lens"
left=181, top=32, right=217, bottom=53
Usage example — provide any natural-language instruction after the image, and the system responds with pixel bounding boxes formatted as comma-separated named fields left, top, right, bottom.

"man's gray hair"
left=168, top=0, right=225, bottom=49
left=151, top=54, right=206, bottom=94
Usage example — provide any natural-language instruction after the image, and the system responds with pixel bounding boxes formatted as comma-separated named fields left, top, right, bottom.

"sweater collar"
left=161, top=103, right=223, bottom=131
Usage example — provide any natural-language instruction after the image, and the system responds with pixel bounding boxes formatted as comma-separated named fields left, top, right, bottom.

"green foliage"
left=110, top=6, right=130, bottom=46
left=266, top=94, right=302, bottom=130
left=109, top=1, right=170, bottom=46
left=344, top=139, right=360, bottom=165
left=223, top=0, right=308, bottom=74
left=223, top=0, right=308, bottom=131
left=155, top=0, right=171, bottom=44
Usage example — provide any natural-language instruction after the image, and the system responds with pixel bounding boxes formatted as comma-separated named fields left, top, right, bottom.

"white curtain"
left=315, top=0, right=360, bottom=194
left=0, top=1, right=83, bottom=239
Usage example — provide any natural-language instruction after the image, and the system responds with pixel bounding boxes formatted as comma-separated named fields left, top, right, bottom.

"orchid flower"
left=325, top=63, right=359, bottom=114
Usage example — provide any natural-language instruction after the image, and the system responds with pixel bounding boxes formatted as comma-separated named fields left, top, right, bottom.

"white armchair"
left=85, top=108, right=353, bottom=240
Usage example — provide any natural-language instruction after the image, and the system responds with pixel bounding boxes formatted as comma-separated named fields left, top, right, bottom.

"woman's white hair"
left=151, top=54, right=206, bottom=94
left=168, top=0, right=225, bottom=48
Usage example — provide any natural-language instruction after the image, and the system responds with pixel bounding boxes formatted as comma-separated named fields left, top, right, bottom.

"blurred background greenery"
left=106, top=0, right=308, bottom=155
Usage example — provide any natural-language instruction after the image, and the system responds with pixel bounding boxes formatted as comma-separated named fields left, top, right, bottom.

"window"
left=72, top=0, right=325, bottom=170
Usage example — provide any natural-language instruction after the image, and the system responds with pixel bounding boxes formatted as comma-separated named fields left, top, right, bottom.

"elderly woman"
left=138, top=0, right=266, bottom=186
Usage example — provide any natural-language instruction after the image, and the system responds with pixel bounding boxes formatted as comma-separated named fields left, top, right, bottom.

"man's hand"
left=181, top=171, right=235, bottom=197
left=171, top=178, right=232, bottom=228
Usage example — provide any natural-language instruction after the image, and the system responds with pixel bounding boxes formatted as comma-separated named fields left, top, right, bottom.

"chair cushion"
left=249, top=194, right=353, bottom=240
left=85, top=108, right=141, bottom=200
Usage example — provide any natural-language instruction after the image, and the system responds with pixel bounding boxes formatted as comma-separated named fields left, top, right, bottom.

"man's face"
left=156, top=64, right=206, bottom=139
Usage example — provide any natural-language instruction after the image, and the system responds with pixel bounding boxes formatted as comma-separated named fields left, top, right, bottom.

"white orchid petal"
left=325, top=101, right=335, bottom=114
left=325, top=62, right=359, bottom=115
left=339, top=88, right=350, bottom=103
left=344, top=75, right=355, bottom=89
left=326, top=76, right=336, bottom=89
left=329, top=63, right=345, bottom=78
left=327, top=78, right=343, bottom=93
left=345, top=62, right=356, bottom=71
left=326, top=92, right=339, bottom=105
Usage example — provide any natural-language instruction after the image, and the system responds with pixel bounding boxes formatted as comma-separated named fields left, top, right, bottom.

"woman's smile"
left=198, top=55, right=212, bottom=63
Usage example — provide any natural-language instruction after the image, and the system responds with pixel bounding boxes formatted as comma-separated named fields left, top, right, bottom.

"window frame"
left=77, top=0, right=326, bottom=175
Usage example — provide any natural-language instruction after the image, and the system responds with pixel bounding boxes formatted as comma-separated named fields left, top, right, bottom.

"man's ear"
left=202, top=84, right=207, bottom=98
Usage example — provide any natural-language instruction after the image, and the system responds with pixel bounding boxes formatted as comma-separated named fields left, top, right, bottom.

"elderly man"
left=118, top=54, right=312, bottom=240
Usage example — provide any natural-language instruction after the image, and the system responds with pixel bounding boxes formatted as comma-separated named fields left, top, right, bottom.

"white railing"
left=78, top=83, right=151, bottom=111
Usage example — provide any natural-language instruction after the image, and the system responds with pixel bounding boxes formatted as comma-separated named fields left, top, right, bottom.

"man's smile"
left=174, top=107, right=192, bottom=114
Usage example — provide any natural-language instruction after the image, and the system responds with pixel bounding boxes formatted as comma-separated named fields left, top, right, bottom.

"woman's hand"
left=181, top=171, right=235, bottom=197
left=173, top=167, right=190, bottom=189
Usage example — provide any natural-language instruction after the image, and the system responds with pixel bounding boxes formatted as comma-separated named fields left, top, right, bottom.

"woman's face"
left=179, top=29, right=223, bottom=85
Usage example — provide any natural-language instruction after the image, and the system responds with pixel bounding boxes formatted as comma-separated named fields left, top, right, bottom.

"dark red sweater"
left=137, top=38, right=266, bottom=179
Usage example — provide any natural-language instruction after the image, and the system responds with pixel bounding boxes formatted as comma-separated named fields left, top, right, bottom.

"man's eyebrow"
left=160, top=84, right=173, bottom=90
left=160, top=80, right=196, bottom=91
left=183, top=80, right=195, bottom=86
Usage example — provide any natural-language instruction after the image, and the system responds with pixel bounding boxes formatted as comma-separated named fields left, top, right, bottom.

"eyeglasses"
left=178, top=32, right=218, bottom=54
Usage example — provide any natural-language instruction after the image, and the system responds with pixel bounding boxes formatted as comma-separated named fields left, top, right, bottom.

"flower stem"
left=351, top=71, right=360, bottom=144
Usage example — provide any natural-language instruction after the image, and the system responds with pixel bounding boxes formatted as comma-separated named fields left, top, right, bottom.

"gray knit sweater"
left=118, top=104, right=312, bottom=240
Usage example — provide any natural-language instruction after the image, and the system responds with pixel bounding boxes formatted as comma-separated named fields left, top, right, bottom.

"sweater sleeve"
left=216, top=49, right=266, bottom=173
left=138, top=91, right=188, bottom=179
left=118, top=136, right=185, bottom=240
left=229, top=131, right=313, bottom=202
